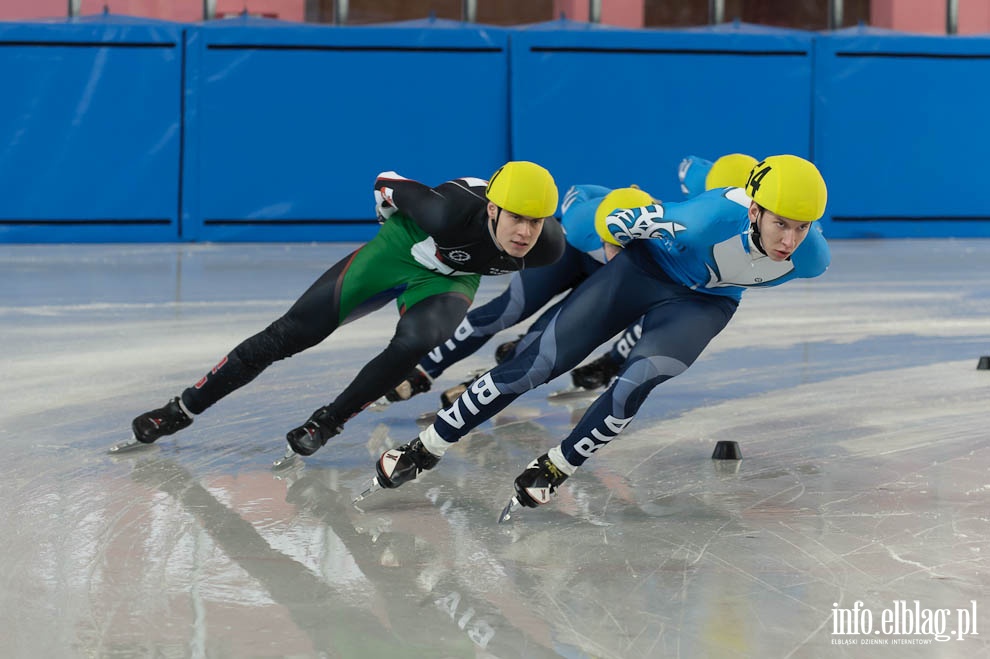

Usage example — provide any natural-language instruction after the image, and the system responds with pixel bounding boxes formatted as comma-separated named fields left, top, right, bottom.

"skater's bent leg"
left=609, top=318, right=643, bottom=363
left=568, top=316, right=645, bottom=390
left=503, top=252, right=599, bottom=362
left=419, top=246, right=585, bottom=378
left=417, top=281, right=520, bottom=378
left=429, top=263, right=647, bottom=447
left=181, top=254, right=356, bottom=414
left=508, top=295, right=567, bottom=359
left=558, top=296, right=737, bottom=470
left=330, top=293, right=471, bottom=419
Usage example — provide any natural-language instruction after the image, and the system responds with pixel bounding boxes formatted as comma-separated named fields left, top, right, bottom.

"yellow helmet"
left=745, top=155, right=828, bottom=222
left=486, top=161, right=559, bottom=218
left=705, top=153, right=758, bottom=190
left=594, top=186, right=656, bottom=246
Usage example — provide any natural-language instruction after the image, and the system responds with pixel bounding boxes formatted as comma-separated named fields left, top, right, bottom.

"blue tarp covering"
left=509, top=23, right=814, bottom=203
left=0, top=15, right=183, bottom=242
left=2, top=15, right=988, bottom=241
left=814, top=30, right=990, bottom=237
left=181, top=16, right=510, bottom=241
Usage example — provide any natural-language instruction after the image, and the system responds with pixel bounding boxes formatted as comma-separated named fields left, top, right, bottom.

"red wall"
left=872, top=0, right=990, bottom=33
left=0, top=0, right=304, bottom=22
left=1, top=1, right=986, bottom=34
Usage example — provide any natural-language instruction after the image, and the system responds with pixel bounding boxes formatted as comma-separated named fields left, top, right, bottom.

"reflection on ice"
left=0, top=241, right=988, bottom=657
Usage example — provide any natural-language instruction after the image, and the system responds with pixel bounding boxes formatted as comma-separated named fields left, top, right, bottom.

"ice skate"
left=439, top=369, right=486, bottom=408
left=387, top=367, right=433, bottom=402
left=285, top=406, right=345, bottom=457
left=377, top=437, right=441, bottom=488
left=353, top=437, right=441, bottom=505
left=497, top=496, right=522, bottom=523
left=570, top=352, right=621, bottom=390
left=368, top=368, right=432, bottom=411
left=366, top=397, right=392, bottom=411
left=112, top=397, right=193, bottom=453
left=415, top=410, right=438, bottom=426
left=497, top=453, right=570, bottom=523
left=548, top=352, right=621, bottom=400
left=546, top=385, right=601, bottom=402
left=272, top=444, right=300, bottom=470
left=108, top=437, right=154, bottom=454
left=494, top=336, right=522, bottom=364
left=439, top=380, right=470, bottom=408
left=352, top=476, right=383, bottom=507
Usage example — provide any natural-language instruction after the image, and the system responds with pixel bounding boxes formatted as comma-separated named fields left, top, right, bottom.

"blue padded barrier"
left=181, top=17, right=510, bottom=242
left=508, top=21, right=814, bottom=204
left=0, top=15, right=183, bottom=242
left=5, top=15, right=988, bottom=243
left=814, top=28, right=990, bottom=238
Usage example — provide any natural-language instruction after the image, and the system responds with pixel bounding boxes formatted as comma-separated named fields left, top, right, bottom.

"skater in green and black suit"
left=130, top=161, right=563, bottom=458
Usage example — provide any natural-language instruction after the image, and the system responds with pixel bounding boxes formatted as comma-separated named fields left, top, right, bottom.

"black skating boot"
left=384, top=367, right=433, bottom=402
left=375, top=438, right=441, bottom=489
left=132, top=397, right=193, bottom=444
left=286, top=406, right=345, bottom=457
left=570, top=352, right=621, bottom=390
left=494, top=336, right=522, bottom=364
left=513, top=453, right=570, bottom=508
left=440, top=373, right=481, bottom=408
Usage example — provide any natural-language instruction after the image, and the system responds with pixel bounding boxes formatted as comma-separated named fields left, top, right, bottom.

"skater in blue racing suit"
left=383, top=153, right=758, bottom=408
left=370, top=155, right=831, bottom=514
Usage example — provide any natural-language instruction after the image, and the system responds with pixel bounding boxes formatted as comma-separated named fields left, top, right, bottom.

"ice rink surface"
left=1, top=240, right=988, bottom=658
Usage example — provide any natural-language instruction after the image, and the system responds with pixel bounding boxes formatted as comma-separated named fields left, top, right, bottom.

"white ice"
left=0, top=240, right=987, bottom=658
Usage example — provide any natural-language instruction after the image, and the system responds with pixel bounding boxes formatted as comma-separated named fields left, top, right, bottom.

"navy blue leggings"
left=417, top=243, right=600, bottom=377
left=431, top=244, right=738, bottom=467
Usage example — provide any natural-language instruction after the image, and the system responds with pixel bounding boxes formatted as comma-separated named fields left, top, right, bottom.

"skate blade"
left=546, top=386, right=599, bottom=402
left=497, top=496, right=522, bottom=524
left=415, top=410, right=438, bottom=426
left=108, top=437, right=152, bottom=454
left=272, top=445, right=300, bottom=470
left=367, top=397, right=391, bottom=412
left=352, top=477, right=383, bottom=508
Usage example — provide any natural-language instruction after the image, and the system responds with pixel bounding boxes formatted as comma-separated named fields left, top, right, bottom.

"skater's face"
left=749, top=202, right=811, bottom=262
left=488, top=202, right=545, bottom=258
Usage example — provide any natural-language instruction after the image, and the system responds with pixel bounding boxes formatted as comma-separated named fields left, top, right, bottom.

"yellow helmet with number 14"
left=745, top=155, right=827, bottom=222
